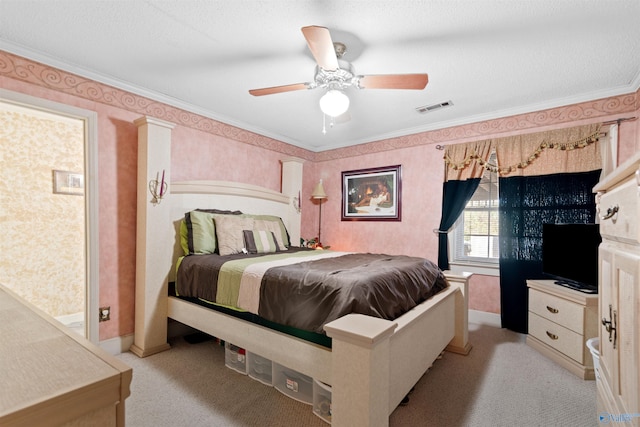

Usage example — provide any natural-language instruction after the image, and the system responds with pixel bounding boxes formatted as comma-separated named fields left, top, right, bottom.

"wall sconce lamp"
left=311, top=179, right=328, bottom=247
left=292, top=190, right=302, bottom=214
left=149, top=170, right=167, bottom=204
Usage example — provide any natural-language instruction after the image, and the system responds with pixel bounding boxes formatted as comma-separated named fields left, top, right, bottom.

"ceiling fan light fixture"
left=319, top=89, right=349, bottom=117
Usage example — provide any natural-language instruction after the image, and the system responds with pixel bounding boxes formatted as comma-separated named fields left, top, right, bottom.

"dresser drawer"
left=598, top=177, right=639, bottom=244
left=529, top=288, right=585, bottom=334
left=529, top=312, right=585, bottom=363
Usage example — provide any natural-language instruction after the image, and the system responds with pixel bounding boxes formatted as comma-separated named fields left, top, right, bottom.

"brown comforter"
left=176, top=249, right=449, bottom=334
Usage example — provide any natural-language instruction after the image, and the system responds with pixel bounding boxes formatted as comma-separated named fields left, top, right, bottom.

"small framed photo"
left=342, top=165, right=401, bottom=221
left=52, top=170, right=84, bottom=196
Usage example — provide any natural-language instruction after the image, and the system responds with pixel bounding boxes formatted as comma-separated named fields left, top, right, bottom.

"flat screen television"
left=542, top=223, right=601, bottom=293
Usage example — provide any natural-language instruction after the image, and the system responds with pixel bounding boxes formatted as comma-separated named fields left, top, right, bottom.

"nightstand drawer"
left=598, top=177, right=639, bottom=244
left=529, top=312, right=585, bottom=363
left=529, top=289, right=585, bottom=334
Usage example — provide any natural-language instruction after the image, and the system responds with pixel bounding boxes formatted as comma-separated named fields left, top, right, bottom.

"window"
left=452, top=152, right=499, bottom=265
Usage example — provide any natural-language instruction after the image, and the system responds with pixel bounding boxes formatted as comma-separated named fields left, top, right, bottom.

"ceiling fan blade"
left=301, top=25, right=339, bottom=71
left=358, top=73, right=429, bottom=90
left=249, top=83, right=309, bottom=96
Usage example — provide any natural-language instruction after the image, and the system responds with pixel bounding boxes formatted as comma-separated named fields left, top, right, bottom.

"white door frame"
left=0, top=89, right=99, bottom=343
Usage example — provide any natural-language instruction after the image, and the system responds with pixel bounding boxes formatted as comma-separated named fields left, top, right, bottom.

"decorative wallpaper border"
left=315, top=93, right=638, bottom=162
left=0, top=50, right=313, bottom=160
left=1, top=50, right=637, bottom=162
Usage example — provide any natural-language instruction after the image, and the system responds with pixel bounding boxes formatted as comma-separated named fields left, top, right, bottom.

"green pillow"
left=185, top=210, right=217, bottom=254
left=179, top=220, right=189, bottom=255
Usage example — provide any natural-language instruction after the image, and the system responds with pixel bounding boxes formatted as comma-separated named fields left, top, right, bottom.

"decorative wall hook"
left=149, top=170, right=167, bottom=204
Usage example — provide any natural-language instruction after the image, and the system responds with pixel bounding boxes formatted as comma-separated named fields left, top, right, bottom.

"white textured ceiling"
left=1, top=0, right=639, bottom=152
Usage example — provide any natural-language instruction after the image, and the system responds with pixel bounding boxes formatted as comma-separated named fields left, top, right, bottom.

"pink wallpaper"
left=171, top=125, right=285, bottom=190
left=1, top=50, right=638, bottom=338
left=300, top=145, right=444, bottom=258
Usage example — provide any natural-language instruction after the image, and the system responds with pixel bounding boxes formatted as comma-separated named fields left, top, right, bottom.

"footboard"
left=324, top=273, right=469, bottom=427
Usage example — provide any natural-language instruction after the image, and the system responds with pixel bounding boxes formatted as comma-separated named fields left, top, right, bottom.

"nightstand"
left=526, top=279, right=598, bottom=379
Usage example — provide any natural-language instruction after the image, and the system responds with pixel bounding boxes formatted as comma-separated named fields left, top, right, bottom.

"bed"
left=130, top=118, right=470, bottom=427
left=175, top=244, right=450, bottom=343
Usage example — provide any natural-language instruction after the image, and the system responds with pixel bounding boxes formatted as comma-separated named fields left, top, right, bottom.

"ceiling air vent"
left=416, top=100, right=453, bottom=114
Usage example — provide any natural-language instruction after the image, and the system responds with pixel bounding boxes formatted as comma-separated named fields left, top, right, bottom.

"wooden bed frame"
left=130, top=117, right=471, bottom=427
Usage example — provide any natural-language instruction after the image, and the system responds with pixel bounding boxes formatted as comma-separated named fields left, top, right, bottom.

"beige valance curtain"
left=444, top=140, right=493, bottom=181
left=444, top=124, right=602, bottom=180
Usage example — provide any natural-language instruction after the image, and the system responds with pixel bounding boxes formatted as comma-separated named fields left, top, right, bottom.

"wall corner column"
left=280, top=157, right=304, bottom=247
left=130, top=116, right=175, bottom=357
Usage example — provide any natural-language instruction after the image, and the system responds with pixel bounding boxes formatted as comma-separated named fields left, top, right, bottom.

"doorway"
left=0, top=90, right=99, bottom=343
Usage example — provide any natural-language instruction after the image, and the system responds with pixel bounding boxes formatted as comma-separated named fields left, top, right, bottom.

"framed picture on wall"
left=52, top=170, right=84, bottom=196
left=341, top=165, right=401, bottom=221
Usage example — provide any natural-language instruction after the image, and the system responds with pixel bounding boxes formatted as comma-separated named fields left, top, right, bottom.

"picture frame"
left=341, top=165, right=401, bottom=221
left=52, top=169, right=84, bottom=196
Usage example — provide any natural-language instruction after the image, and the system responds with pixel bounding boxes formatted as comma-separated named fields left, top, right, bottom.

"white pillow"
left=213, top=215, right=255, bottom=256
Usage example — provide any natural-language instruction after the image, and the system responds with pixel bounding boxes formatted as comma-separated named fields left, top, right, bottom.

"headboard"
left=132, top=116, right=304, bottom=357
left=168, top=180, right=301, bottom=282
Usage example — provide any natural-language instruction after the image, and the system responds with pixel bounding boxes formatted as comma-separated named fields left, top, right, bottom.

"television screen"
left=542, top=223, right=601, bottom=293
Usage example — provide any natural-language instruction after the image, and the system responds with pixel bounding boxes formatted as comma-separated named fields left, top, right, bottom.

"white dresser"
left=593, top=151, right=640, bottom=425
left=526, top=279, right=598, bottom=379
left=0, top=284, right=132, bottom=427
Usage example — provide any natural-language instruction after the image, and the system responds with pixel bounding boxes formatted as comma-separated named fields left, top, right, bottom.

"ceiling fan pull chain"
left=322, top=113, right=327, bottom=134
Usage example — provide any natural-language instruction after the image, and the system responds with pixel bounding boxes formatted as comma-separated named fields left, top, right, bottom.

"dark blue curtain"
left=437, top=178, right=481, bottom=270
left=498, top=169, right=601, bottom=333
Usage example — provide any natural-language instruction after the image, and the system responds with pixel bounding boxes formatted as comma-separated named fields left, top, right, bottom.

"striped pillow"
left=243, top=230, right=279, bottom=254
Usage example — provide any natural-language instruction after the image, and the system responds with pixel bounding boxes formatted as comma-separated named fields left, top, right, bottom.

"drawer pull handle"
left=546, top=306, right=559, bottom=314
left=602, top=304, right=617, bottom=349
left=600, top=205, right=618, bottom=220
left=546, top=331, right=559, bottom=340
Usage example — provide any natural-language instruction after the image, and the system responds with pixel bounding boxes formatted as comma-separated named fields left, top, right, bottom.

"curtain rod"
left=434, top=118, right=637, bottom=150
left=601, top=116, right=637, bottom=126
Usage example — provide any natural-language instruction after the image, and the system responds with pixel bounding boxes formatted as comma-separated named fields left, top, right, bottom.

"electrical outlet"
left=99, top=306, right=111, bottom=322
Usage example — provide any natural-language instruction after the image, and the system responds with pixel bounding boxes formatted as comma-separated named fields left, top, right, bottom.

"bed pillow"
left=179, top=220, right=190, bottom=255
left=243, top=230, right=279, bottom=254
left=213, top=214, right=255, bottom=256
left=184, top=210, right=218, bottom=254
left=244, top=214, right=290, bottom=250
left=182, top=209, right=244, bottom=255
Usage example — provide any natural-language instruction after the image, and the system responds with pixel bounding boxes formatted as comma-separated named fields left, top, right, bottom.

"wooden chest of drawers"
left=526, top=279, right=598, bottom=379
left=593, top=151, right=640, bottom=423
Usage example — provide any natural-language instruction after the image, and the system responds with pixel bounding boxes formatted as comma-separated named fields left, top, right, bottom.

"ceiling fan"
left=248, top=26, right=429, bottom=118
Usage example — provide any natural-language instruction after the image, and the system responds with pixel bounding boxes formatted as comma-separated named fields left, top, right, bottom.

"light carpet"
left=117, top=323, right=597, bottom=426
